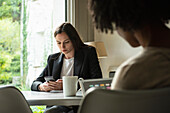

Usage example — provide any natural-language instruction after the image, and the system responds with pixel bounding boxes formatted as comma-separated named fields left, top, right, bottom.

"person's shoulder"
left=133, top=47, right=170, bottom=64
left=80, top=45, right=96, bottom=52
left=117, top=48, right=159, bottom=77
left=48, top=52, right=61, bottom=59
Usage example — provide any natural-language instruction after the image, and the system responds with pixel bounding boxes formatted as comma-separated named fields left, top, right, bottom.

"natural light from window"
left=0, top=0, right=66, bottom=90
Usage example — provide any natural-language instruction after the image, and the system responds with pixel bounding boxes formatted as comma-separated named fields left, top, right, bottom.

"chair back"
left=0, top=86, right=33, bottom=113
left=78, top=87, right=170, bottom=113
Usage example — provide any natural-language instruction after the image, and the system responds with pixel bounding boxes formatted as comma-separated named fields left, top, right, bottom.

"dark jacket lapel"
left=52, top=53, right=64, bottom=79
left=74, top=50, right=84, bottom=77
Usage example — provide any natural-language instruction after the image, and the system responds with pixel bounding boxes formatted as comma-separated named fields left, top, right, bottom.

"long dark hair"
left=54, top=23, right=86, bottom=51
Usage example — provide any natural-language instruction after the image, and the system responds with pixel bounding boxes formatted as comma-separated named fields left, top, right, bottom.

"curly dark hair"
left=54, top=23, right=85, bottom=51
left=88, top=0, right=170, bottom=33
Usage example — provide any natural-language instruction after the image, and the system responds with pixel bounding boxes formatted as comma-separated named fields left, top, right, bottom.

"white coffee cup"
left=63, top=76, right=78, bottom=97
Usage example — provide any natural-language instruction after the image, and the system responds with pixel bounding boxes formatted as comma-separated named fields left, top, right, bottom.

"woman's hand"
left=48, top=79, right=63, bottom=90
left=38, top=79, right=63, bottom=92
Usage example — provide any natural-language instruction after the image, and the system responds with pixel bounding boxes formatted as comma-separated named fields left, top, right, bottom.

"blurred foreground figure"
left=88, top=0, right=170, bottom=90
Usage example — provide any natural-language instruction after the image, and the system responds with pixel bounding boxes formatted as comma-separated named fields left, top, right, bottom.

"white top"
left=60, top=57, right=74, bottom=78
left=111, top=47, right=170, bottom=90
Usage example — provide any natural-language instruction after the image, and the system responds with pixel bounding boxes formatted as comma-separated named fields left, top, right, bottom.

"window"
left=0, top=0, right=21, bottom=86
left=0, top=0, right=66, bottom=88
left=24, top=0, right=66, bottom=86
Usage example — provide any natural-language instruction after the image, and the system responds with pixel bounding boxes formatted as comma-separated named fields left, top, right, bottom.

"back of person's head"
left=88, top=0, right=170, bottom=33
left=54, top=22, right=85, bottom=51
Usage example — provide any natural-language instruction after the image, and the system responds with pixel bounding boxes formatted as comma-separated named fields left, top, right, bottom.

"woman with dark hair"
left=54, top=23, right=85, bottom=51
left=88, top=0, right=170, bottom=90
left=31, top=22, right=102, bottom=113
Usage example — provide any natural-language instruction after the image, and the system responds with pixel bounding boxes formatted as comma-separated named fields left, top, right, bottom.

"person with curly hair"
left=88, top=0, right=170, bottom=90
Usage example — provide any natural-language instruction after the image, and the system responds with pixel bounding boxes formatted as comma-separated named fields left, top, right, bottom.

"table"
left=22, top=91, right=82, bottom=106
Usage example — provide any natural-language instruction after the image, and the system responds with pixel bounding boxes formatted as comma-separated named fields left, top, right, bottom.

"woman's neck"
left=64, top=50, right=75, bottom=59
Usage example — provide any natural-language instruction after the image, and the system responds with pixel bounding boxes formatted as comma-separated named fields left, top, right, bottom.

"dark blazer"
left=31, top=46, right=102, bottom=91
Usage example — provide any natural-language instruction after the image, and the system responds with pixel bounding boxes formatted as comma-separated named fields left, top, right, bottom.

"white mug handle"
left=78, top=78, right=85, bottom=96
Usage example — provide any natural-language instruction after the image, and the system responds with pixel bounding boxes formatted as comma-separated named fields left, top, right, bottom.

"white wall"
left=94, top=29, right=142, bottom=78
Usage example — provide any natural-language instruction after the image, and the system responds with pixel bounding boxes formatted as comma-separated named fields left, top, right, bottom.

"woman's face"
left=55, top=32, right=74, bottom=55
left=117, top=27, right=140, bottom=47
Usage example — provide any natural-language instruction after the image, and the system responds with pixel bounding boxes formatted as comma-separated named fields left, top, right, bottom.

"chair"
left=0, top=85, right=33, bottom=113
left=78, top=87, right=170, bottom=113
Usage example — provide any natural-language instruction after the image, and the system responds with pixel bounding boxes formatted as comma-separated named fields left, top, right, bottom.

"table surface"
left=22, top=91, right=83, bottom=106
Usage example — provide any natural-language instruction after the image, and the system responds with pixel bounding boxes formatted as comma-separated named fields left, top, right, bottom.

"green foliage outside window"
left=10, top=54, right=20, bottom=76
left=0, top=18, right=20, bottom=85
left=0, top=0, right=21, bottom=21
left=22, top=0, right=28, bottom=78
left=0, top=18, right=20, bottom=53
left=0, top=74, right=12, bottom=84
left=0, top=0, right=21, bottom=85
left=30, top=106, right=46, bottom=113
left=0, top=1, right=46, bottom=112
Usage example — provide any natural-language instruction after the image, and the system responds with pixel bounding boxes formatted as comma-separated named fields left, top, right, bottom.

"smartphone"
left=44, top=76, right=55, bottom=82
